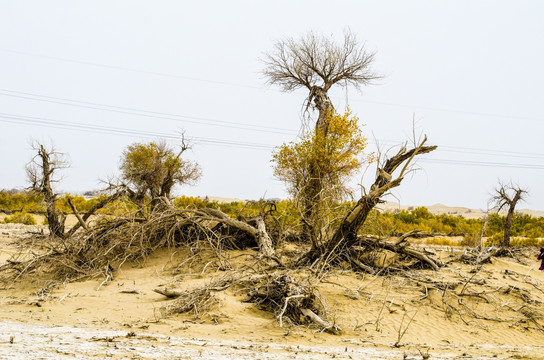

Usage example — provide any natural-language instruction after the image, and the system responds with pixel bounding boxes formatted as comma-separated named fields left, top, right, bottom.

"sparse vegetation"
left=119, top=139, right=201, bottom=212
left=1, top=32, right=543, bottom=349
left=3, top=191, right=544, bottom=246
left=3, top=211, right=36, bottom=225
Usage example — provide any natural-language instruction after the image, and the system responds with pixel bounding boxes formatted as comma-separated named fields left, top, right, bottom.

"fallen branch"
left=279, top=295, right=306, bottom=327
left=120, top=289, right=142, bottom=295
left=355, top=235, right=443, bottom=271
left=300, top=308, right=342, bottom=334
left=153, top=288, right=183, bottom=299
left=67, top=197, right=88, bottom=231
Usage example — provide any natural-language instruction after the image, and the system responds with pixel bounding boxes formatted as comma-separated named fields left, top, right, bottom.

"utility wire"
left=0, top=48, right=268, bottom=91
left=2, top=88, right=544, bottom=161
left=0, top=113, right=275, bottom=150
left=2, top=47, right=542, bottom=123
left=420, top=158, right=544, bottom=170
left=0, top=89, right=296, bottom=135
left=2, top=112, right=544, bottom=170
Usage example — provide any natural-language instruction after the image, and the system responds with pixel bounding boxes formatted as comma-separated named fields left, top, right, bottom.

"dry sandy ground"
left=2, top=223, right=544, bottom=359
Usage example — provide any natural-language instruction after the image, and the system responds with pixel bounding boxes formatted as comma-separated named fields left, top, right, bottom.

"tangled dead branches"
left=246, top=272, right=341, bottom=334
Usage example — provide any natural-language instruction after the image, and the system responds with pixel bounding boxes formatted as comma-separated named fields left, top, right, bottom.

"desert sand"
left=2, top=218, right=544, bottom=359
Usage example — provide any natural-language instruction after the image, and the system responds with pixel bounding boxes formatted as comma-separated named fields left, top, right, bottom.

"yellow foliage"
left=272, top=109, right=371, bottom=201
left=271, top=109, right=372, bottom=242
left=120, top=141, right=201, bottom=200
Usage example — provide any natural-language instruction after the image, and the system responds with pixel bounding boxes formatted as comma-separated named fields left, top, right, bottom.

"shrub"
left=0, top=190, right=44, bottom=212
left=485, top=233, right=504, bottom=246
left=510, top=237, right=544, bottom=248
left=460, top=232, right=482, bottom=247
left=425, top=237, right=457, bottom=246
left=3, top=212, right=37, bottom=225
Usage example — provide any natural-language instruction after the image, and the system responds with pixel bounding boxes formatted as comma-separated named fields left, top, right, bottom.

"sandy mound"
left=1, top=224, right=544, bottom=359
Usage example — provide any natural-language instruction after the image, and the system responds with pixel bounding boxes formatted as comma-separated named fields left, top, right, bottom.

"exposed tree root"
left=246, top=272, right=340, bottom=333
left=461, top=246, right=523, bottom=265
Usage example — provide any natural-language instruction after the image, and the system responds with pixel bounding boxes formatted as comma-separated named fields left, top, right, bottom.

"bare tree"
left=26, top=142, right=69, bottom=238
left=263, top=30, right=380, bottom=133
left=263, top=30, right=380, bottom=244
left=26, top=142, right=128, bottom=239
left=490, top=182, right=527, bottom=247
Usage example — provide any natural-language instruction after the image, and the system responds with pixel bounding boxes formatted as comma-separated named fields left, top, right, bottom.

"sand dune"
left=2, top=223, right=544, bottom=359
left=376, top=201, right=544, bottom=219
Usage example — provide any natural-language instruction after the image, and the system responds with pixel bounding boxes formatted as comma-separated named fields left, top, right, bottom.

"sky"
left=0, top=1, right=543, bottom=210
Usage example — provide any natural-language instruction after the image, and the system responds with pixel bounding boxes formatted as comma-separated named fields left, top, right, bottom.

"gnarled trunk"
left=300, top=138, right=437, bottom=265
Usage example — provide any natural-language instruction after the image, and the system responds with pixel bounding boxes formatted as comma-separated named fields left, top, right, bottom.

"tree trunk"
left=45, top=192, right=65, bottom=238
left=255, top=216, right=275, bottom=258
left=312, top=86, right=335, bottom=135
left=299, top=139, right=437, bottom=265
left=502, top=189, right=523, bottom=247
left=301, top=86, right=336, bottom=248
left=38, top=145, right=65, bottom=239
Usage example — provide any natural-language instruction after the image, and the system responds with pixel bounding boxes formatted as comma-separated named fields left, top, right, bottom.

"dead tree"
left=263, top=30, right=380, bottom=244
left=299, top=136, right=437, bottom=265
left=26, top=143, right=69, bottom=238
left=263, top=30, right=380, bottom=133
left=490, top=182, right=527, bottom=247
left=26, top=142, right=127, bottom=239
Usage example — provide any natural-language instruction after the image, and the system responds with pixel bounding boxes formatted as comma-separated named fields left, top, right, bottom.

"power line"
left=435, top=147, right=544, bottom=160
left=368, top=139, right=544, bottom=161
left=2, top=47, right=542, bottom=123
left=352, top=98, right=544, bottom=123
left=0, top=48, right=268, bottom=91
left=420, top=158, right=544, bottom=170
left=0, top=89, right=297, bottom=136
left=0, top=113, right=275, bottom=151
left=3, top=87, right=544, bottom=161
left=2, top=112, right=544, bottom=171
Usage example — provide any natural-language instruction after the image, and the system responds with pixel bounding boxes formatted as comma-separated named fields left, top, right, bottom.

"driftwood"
left=300, top=308, right=342, bottom=334
left=389, top=230, right=465, bottom=240
left=461, top=246, right=513, bottom=265
left=120, top=289, right=142, bottom=295
left=154, top=275, right=238, bottom=300
left=153, top=288, right=183, bottom=298
left=356, top=236, right=443, bottom=271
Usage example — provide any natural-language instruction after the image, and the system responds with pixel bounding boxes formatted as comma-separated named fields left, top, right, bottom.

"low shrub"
left=425, top=237, right=457, bottom=246
left=3, top=212, right=37, bottom=225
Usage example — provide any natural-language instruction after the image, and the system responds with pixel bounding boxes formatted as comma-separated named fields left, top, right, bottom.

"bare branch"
left=26, top=141, right=69, bottom=238
left=262, top=30, right=381, bottom=93
left=489, top=181, right=528, bottom=247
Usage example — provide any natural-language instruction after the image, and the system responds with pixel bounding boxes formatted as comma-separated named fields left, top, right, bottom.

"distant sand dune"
left=375, top=201, right=544, bottom=219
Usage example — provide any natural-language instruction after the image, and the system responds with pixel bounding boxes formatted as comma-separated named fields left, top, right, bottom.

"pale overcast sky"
left=0, top=1, right=543, bottom=210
